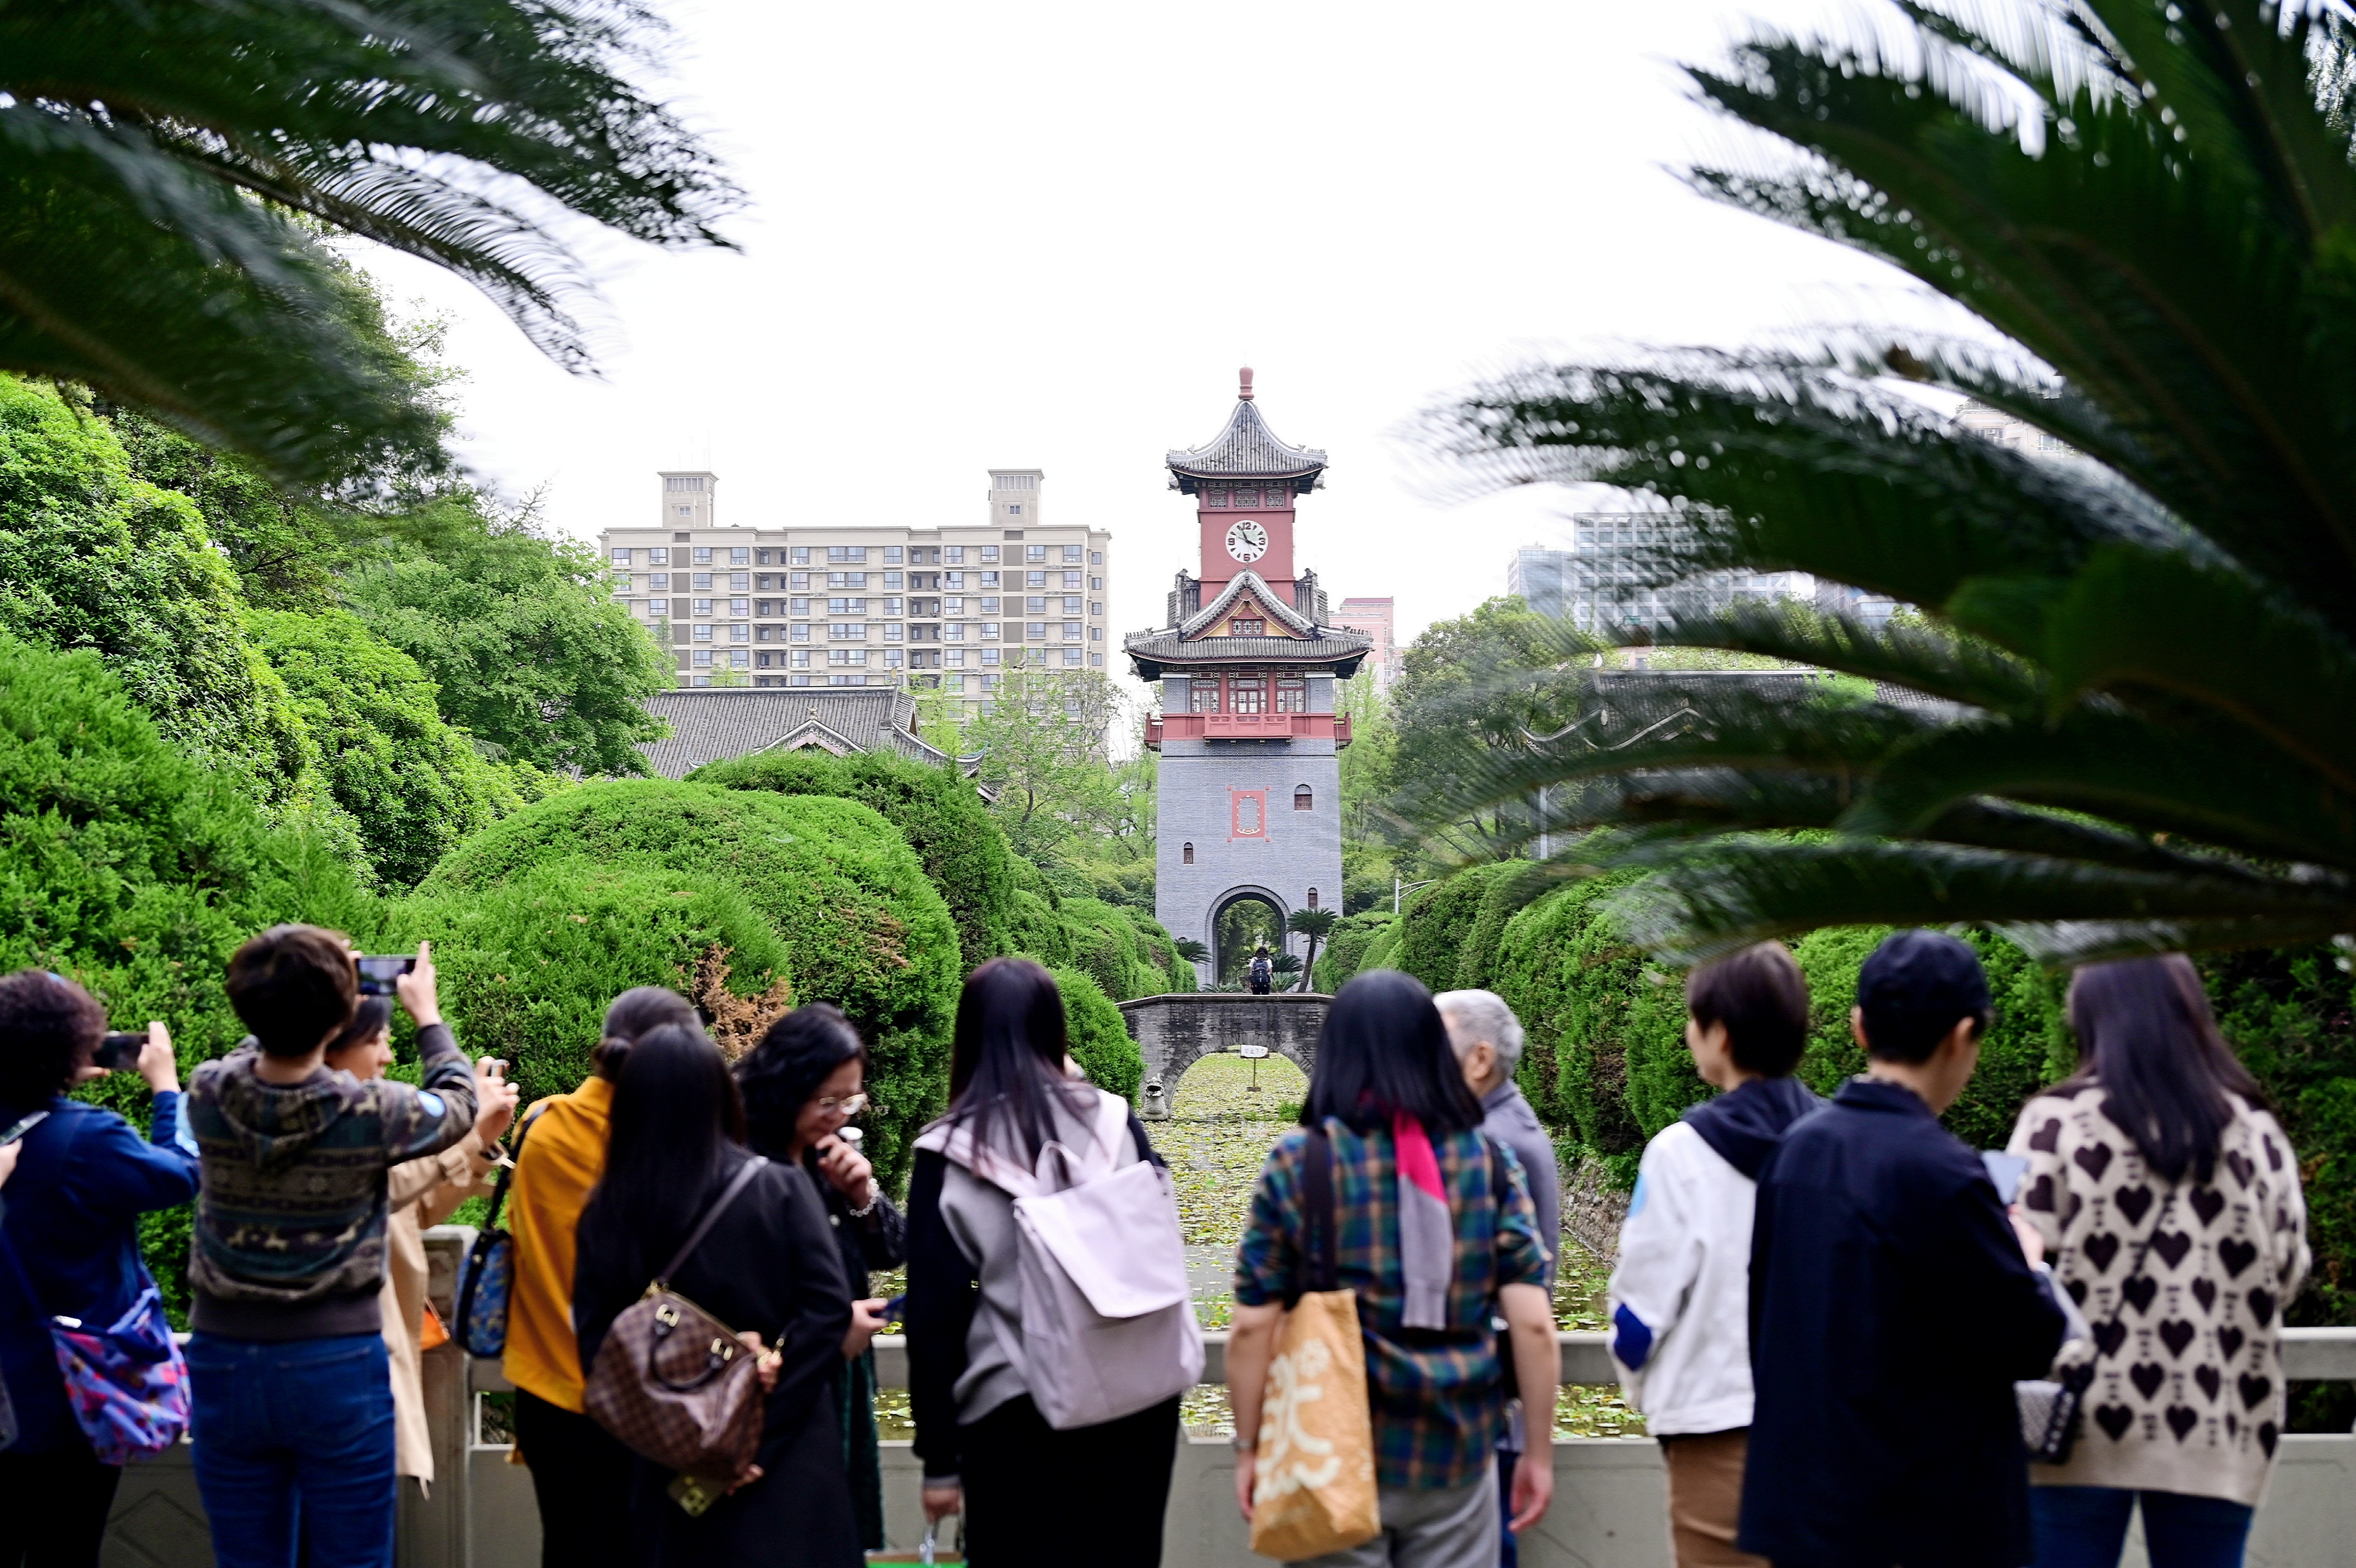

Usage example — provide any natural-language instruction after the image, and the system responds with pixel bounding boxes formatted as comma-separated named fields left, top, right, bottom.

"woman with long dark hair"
left=1226, top=968, right=1558, bottom=1566
left=573, top=1023, right=859, bottom=1568
left=2008, top=955, right=2309, bottom=1568
left=737, top=1004, right=899, bottom=1550
left=905, top=958, right=1189, bottom=1565
left=507, top=986, right=698, bottom=1568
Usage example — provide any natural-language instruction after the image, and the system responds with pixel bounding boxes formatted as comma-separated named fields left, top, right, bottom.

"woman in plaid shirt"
left=1227, top=970, right=1558, bottom=1567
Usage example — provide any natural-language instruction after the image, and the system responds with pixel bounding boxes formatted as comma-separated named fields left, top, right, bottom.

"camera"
left=94, top=1031, right=149, bottom=1072
left=353, top=955, right=417, bottom=997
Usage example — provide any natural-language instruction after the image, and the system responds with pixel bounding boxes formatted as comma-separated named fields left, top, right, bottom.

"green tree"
left=967, top=661, right=1127, bottom=865
left=1387, top=598, right=1566, bottom=866
left=1287, top=908, right=1338, bottom=991
left=1419, top=2, right=2356, bottom=962
left=1, top=0, right=737, bottom=483
left=245, top=608, right=521, bottom=888
left=346, top=506, right=670, bottom=776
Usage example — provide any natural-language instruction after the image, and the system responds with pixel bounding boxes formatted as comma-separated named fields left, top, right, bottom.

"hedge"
left=1010, top=888, right=1071, bottom=965
left=692, top=748, right=1014, bottom=968
left=1313, top=911, right=1394, bottom=993
left=1391, top=862, right=1525, bottom=993
left=1048, top=964, right=1142, bottom=1101
left=1454, top=863, right=1556, bottom=991
left=388, top=859, right=794, bottom=1113
left=415, top=779, right=959, bottom=1183
left=1058, top=898, right=1194, bottom=1002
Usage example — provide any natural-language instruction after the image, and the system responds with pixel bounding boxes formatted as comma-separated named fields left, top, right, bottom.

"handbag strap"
left=479, top=1101, right=546, bottom=1232
left=1299, top=1126, right=1340, bottom=1296
left=652, top=1156, right=769, bottom=1291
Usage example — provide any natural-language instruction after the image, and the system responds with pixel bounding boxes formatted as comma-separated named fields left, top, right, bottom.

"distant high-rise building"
left=1331, top=597, right=1401, bottom=691
left=1510, top=514, right=1889, bottom=631
left=1506, top=548, right=1573, bottom=620
left=600, top=469, right=1111, bottom=704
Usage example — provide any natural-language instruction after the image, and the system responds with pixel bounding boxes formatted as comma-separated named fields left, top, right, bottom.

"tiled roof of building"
left=1123, top=625, right=1371, bottom=682
left=1166, top=398, right=1329, bottom=487
left=1179, top=570, right=1319, bottom=639
left=637, top=688, right=948, bottom=779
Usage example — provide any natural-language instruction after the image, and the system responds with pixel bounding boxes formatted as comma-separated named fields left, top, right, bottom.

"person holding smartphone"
left=0, top=970, right=197, bottom=1568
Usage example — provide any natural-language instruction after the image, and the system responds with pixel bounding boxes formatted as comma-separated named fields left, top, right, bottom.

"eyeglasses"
left=814, top=1093, right=867, bottom=1116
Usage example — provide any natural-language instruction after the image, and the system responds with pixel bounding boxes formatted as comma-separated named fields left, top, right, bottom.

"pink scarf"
left=1393, top=1113, right=1452, bottom=1330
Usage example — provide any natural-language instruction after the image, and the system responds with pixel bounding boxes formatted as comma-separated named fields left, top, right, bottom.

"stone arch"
left=1206, top=883, right=1293, bottom=986
left=1120, top=994, right=1331, bottom=1119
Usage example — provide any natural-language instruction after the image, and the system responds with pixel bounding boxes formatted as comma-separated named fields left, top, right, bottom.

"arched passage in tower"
left=1209, top=885, right=1289, bottom=987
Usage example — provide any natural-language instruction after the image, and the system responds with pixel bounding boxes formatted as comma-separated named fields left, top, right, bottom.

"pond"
left=872, top=1053, right=1644, bottom=1441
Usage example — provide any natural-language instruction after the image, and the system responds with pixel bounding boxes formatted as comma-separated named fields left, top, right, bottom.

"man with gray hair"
left=1437, top=989, right=1560, bottom=1567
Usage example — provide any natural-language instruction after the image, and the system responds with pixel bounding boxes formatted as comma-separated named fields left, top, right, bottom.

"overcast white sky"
left=360, top=0, right=1957, bottom=686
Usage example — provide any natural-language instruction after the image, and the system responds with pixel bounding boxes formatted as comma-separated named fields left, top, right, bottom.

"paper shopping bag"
left=1248, top=1286, right=1378, bottom=1561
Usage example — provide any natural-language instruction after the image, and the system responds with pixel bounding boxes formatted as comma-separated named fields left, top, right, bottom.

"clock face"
left=1225, top=519, right=1269, bottom=564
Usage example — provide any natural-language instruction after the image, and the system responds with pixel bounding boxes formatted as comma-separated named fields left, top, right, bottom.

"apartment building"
left=1331, top=596, right=1402, bottom=692
left=1509, top=515, right=1875, bottom=633
left=600, top=469, right=1113, bottom=695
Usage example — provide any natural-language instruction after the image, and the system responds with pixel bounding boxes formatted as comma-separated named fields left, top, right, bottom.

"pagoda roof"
left=1166, top=382, right=1328, bottom=490
left=1180, top=570, right=1318, bottom=639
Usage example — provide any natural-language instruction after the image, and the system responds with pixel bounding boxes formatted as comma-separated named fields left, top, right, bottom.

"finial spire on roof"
left=1239, top=367, right=1254, bottom=402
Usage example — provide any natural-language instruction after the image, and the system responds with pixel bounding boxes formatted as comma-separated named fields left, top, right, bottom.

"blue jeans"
left=1496, top=1450, right=1519, bottom=1568
left=2030, top=1486, right=2255, bottom=1568
left=187, top=1331, right=396, bottom=1568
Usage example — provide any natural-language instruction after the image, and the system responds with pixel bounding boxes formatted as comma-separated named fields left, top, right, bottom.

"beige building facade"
left=1331, top=596, right=1401, bottom=691
left=600, top=468, right=1113, bottom=698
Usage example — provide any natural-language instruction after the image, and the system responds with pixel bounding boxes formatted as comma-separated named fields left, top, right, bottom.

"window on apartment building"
left=981, top=623, right=1000, bottom=640
left=1061, top=597, right=1081, bottom=614
left=945, top=546, right=964, bottom=564
left=981, top=571, right=1000, bottom=588
left=1088, top=603, right=1102, bottom=618
left=676, top=506, right=692, bottom=518
left=828, top=547, right=866, bottom=563
left=692, top=649, right=712, bottom=666
left=790, top=625, right=811, bottom=643
left=981, top=673, right=1002, bottom=691
left=757, top=652, right=773, bottom=668
left=1183, top=843, right=1194, bottom=865
left=1058, top=572, right=1077, bottom=589
left=729, top=598, right=749, bottom=616
left=693, top=548, right=713, bottom=564
left=1295, top=786, right=1313, bottom=812
left=1007, top=504, right=1021, bottom=515
left=1023, top=573, right=1043, bottom=590
left=883, top=598, right=903, bottom=615
left=1090, top=653, right=1104, bottom=667
left=1026, top=623, right=1047, bottom=641
left=730, top=548, right=749, bottom=564
left=791, top=650, right=810, bottom=667
left=692, top=624, right=713, bottom=642
left=981, top=546, right=1000, bottom=563
left=650, top=548, right=669, bottom=565
left=1063, top=546, right=1081, bottom=564
left=884, top=623, right=904, bottom=641
left=790, top=547, right=809, bottom=564
left=758, top=550, right=777, bottom=565
left=790, top=573, right=809, bottom=590
left=729, top=625, right=749, bottom=643
left=692, top=573, right=712, bottom=590
left=884, top=573, right=902, bottom=590
left=729, top=651, right=749, bottom=667
left=944, top=623, right=965, bottom=642
left=982, top=648, right=1002, bottom=667
left=611, top=548, right=631, bottom=564
left=730, top=573, right=749, bottom=590
left=1089, top=627, right=1101, bottom=641
left=943, top=572, right=964, bottom=591
left=647, top=573, right=667, bottom=591
left=885, top=547, right=903, bottom=564
left=1026, top=545, right=1046, bottom=562
left=1063, top=623, right=1081, bottom=641
left=1090, top=551, right=1103, bottom=565
left=1022, top=596, right=1044, bottom=615
left=945, top=650, right=966, bottom=667
left=693, top=598, right=714, bottom=617
left=1063, top=648, right=1083, bottom=665
left=885, top=649, right=904, bottom=669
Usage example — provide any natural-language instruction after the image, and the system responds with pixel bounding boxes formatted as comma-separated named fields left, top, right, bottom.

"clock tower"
left=1127, top=371, right=1371, bottom=987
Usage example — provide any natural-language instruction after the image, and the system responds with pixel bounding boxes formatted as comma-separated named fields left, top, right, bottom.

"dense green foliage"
left=0, top=635, right=374, bottom=1080
left=2, top=0, right=735, bottom=484
left=1313, top=912, right=1393, bottom=993
left=1058, top=897, right=1191, bottom=1002
left=1010, top=889, right=1071, bottom=965
left=1392, top=862, right=1524, bottom=993
left=1050, top=965, right=1143, bottom=1102
left=693, top=748, right=1015, bottom=966
left=346, top=518, right=670, bottom=778
left=0, top=378, right=322, bottom=813
left=416, top=780, right=959, bottom=1182
left=247, top=608, right=521, bottom=888
left=1419, top=2, right=2356, bottom=962
left=388, top=859, right=792, bottom=1113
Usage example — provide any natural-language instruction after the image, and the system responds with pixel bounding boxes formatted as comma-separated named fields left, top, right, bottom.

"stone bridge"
left=1117, top=992, right=1329, bottom=1114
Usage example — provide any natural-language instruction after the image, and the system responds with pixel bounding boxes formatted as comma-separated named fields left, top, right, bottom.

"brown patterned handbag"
left=583, top=1156, right=772, bottom=1482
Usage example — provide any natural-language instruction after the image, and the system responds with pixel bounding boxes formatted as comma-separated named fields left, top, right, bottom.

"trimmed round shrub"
left=416, top=779, right=959, bottom=1184
left=1010, top=888, right=1071, bottom=965
left=693, top=748, right=1015, bottom=967
left=1313, top=911, right=1394, bottom=993
left=247, top=607, right=519, bottom=888
left=1454, top=863, right=1554, bottom=991
left=1058, top=897, right=1189, bottom=1002
left=1392, top=862, right=1524, bottom=993
left=1049, top=964, right=1141, bottom=1102
left=388, top=859, right=793, bottom=1113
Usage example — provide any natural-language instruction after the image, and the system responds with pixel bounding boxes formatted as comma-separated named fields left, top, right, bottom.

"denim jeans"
left=187, top=1331, right=396, bottom=1568
left=2030, top=1485, right=2256, bottom=1568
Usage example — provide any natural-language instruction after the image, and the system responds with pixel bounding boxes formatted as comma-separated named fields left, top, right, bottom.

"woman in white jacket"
left=1609, top=942, right=1820, bottom=1568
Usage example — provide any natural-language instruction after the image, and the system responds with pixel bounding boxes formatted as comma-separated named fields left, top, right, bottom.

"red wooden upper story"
left=1145, top=711, right=1351, bottom=748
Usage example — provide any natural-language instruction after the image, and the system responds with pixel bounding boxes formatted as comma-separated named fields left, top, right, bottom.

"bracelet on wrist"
left=846, top=1188, right=881, bottom=1219
left=1231, top=1432, right=1258, bottom=1454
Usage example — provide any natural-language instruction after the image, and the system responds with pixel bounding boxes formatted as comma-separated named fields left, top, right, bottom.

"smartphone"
left=882, top=1293, right=906, bottom=1329
left=353, top=955, right=417, bottom=997
left=94, top=1031, right=150, bottom=1072
left=1982, top=1150, right=2030, bottom=1206
left=1, top=1109, right=49, bottom=1149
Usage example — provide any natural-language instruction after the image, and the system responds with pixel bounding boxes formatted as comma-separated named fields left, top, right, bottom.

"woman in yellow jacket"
left=503, top=988, right=697, bottom=1568
left=322, top=1001, right=518, bottom=1493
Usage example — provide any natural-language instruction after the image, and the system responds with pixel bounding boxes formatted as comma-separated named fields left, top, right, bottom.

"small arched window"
left=1182, top=842, right=1194, bottom=865
left=1306, top=888, right=1320, bottom=909
left=1294, top=785, right=1313, bottom=812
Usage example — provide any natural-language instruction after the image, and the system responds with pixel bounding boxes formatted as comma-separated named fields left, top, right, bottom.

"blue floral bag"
left=452, top=1106, right=540, bottom=1359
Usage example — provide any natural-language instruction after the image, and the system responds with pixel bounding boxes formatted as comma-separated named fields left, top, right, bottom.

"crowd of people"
left=0, top=917, right=2317, bottom=1568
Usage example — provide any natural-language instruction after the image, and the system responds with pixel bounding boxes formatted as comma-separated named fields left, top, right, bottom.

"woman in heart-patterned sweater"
left=2007, top=955, right=2308, bottom=1567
